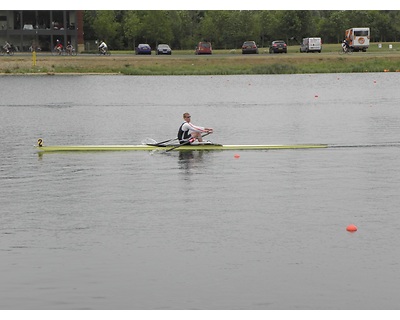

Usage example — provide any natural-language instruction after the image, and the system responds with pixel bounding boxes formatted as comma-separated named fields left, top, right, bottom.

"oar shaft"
left=156, top=137, right=179, bottom=146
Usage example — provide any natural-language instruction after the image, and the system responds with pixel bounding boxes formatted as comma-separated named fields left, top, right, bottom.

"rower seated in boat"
left=177, top=112, right=213, bottom=144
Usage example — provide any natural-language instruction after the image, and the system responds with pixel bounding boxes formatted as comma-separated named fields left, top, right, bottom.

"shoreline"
left=1, top=44, right=400, bottom=75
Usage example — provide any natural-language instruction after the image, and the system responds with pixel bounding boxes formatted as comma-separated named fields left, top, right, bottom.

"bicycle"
left=98, top=48, right=111, bottom=56
left=339, top=46, right=353, bottom=55
left=66, top=45, right=77, bottom=56
left=0, top=47, right=15, bottom=56
left=52, top=46, right=65, bottom=56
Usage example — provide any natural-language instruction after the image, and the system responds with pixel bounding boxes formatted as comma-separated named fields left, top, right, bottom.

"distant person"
left=54, top=39, right=63, bottom=55
left=98, top=40, right=108, bottom=54
left=3, top=41, right=11, bottom=53
left=66, top=41, right=74, bottom=55
left=342, top=39, right=349, bottom=52
left=177, top=113, right=213, bottom=144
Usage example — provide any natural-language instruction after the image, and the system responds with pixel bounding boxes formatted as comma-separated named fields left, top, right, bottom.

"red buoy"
left=346, top=224, right=358, bottom=232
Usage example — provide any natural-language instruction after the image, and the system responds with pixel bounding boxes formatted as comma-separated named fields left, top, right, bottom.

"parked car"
left=269, top=40, right=287, bottom=54
left=300, top=37, right=322, bottom=53
left=135, top=44, right=151, bottom=55
left=241, top=41, right=259, bottom=54
left=156, top=44, right=172, bottom=55
left=195, top=42, right=212, bottom=55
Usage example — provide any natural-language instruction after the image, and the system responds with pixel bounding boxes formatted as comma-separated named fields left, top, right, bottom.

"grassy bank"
left=1, top=42, right=400, bottom=75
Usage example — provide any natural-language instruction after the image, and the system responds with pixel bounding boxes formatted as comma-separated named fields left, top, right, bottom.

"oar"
left=165, top=132, right=211, bottom=152
left=155, top=137, right=179, bottom=146
left=141, top=137, right=178, bottom=146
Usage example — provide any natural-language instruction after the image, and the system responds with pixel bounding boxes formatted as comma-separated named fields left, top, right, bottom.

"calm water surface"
left=1, top=74, right=400, bottom=310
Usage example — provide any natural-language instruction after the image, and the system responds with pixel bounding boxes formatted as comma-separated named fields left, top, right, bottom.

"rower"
left=177, top=113, right=213, bottom=144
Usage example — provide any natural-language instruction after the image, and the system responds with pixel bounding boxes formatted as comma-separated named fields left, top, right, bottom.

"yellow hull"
left=36, top=144, right=328, bottom=152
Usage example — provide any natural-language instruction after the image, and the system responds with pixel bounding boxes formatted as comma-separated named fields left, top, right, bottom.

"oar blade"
left=141, top=137, right=157, bottom=145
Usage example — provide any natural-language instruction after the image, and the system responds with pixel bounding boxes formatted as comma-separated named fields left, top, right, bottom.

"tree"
left=273, top=11, right=317, bottom=42
left=369, top=11, right=392, bottom=42
left=389, top=11, right=400, bottom=42
left=83, top=11, right=97, bottom=41
left=139, top=11, right=173, bottom=47
left=91, top=11, right=121, bottom=48
left=197, top=11, right=219, bottom=44
left=172, top=11, right=206, bottom=49
left=233, top=11, right=261, bottom=48
left=83, top=10, right=400, bottom=50
left=123, top=11, right=142, bottom=49
left=319, top=11, right=350, bottom=43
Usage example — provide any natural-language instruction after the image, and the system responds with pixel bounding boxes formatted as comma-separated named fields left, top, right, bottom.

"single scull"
left=35, top=140, right=328, bottom=152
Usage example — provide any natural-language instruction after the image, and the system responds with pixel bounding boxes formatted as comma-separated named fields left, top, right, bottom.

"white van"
left=300, top=37, right=322, bottom=53
left=345, top=28, right=370, bottom=52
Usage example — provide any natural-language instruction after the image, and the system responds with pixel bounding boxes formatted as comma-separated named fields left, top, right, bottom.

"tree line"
left=83, top=10, right=400, bottom=50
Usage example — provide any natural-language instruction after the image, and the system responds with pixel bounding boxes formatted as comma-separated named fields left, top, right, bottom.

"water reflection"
left=178, top=151, right=205, bottom=173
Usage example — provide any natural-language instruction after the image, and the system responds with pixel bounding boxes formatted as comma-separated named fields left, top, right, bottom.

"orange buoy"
left=234, top=154, right=240, bottom=159
left=346, top=224, right=358, bottom=232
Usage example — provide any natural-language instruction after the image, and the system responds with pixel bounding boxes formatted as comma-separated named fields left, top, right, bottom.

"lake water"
left=1, top=73, right=400, bottom=310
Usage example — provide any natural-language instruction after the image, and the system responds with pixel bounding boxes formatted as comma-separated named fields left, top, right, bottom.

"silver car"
left=156, top=44, right=172, bottom=55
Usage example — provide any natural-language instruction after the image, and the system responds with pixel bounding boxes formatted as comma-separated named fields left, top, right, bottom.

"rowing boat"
left=35, top=141, right=328, bottom=152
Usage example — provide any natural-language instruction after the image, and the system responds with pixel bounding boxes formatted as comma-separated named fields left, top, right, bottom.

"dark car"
left=156, top=44, right=172, bottom=55
left=195, top=42, right=212, bottom=55
left=241, top=41, right=259, bottom=54
left=135, top=44, right=151, bottom=55
left=269, top=40, right=287, bottom=54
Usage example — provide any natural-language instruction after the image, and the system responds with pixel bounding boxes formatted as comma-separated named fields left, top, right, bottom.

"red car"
left=195, top=42, right=212, bottom=55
